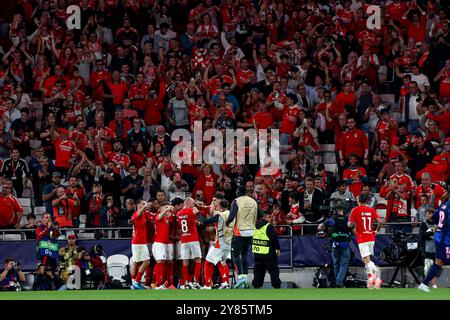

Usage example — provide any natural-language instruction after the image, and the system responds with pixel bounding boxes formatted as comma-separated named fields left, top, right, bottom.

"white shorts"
left=206, top=246, right=231, bottom=265
left=175, top=241, right=182, bottom=260
left=132, top=244, right=150, bottom=263
left=180, top=241, right=202, bottom=260
left=152, top=242, right=174, bottom=261
left=167, top=243, right=174, bottom=260
left=358, top=241, right=375, bottom=259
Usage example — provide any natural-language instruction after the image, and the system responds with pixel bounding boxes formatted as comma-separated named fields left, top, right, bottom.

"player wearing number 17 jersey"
left=176, top=197, right=202, bottom=289
left=419, top=198, right=450, bottom=292
left=348, top=193, right=383, bottom=289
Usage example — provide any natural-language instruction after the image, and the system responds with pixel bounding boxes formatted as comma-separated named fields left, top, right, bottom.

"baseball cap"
left=68, top=234, right=76, bottom=240
left=52, top=172, right=62, bottom=178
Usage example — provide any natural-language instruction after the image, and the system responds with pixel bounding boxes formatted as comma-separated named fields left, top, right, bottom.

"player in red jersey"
left=130, top=200, right=152, bottom=290
left=151, top=201, right=174, bottom=290
left=348, top=194, right=383, bottom=289
left=166, top=197, right=184, bottom=289
left=143, top=199, right=157, bottom=289
left=176, top=197, right=202, bottom=289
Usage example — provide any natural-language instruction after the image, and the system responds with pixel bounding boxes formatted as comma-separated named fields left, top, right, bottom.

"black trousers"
left=252, top=258, right=281, bottom=289
left=231, top=236, right=252, bottom=276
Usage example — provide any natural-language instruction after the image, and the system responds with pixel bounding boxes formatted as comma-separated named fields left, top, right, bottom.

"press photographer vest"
left=37, top=225, right=59, bottom=258
left=234, top=196, right=258, bottom=236
left=331, top=216, right=351, bottom=243
left=252, top=223, right=270, bottom=255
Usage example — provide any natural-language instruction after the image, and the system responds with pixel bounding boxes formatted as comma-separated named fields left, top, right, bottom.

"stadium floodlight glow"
left=171, top=121, right=280, bottom=175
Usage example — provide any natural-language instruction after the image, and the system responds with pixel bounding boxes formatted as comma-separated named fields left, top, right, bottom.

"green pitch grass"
left=0, top=288, right=449, bottom=300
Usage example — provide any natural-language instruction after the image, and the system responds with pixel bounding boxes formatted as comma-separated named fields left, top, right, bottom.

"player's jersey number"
left=438, top=211, right=446, bottom=228
left=362, top=216, right=372, bottom=232
left=181, top=219, right=188, bottom=233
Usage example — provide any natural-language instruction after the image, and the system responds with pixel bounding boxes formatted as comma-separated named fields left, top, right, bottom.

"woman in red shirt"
left=193, top=164, right=218, bottom=204
left=32, top=55, right=50, bottom=95
left=52, top=44, right=76, bottom=75
left=424, top=120, right=445, bottom=149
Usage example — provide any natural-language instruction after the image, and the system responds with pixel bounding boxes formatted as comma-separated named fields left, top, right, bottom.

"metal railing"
left=0, top=222, right=420, bottom=239
left=285, top=221, right=420, bottom=236
left=0, top=222, right=423, bottom=274
left=273, top=225, right=293, bottom=269
left=0, top=227, right=132, bottom=240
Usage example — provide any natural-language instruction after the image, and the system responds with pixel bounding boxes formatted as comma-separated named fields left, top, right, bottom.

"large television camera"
left=381, top=230, right=420, bottom=267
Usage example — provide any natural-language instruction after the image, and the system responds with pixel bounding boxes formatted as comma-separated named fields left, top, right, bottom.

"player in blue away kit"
left=419, top=199, right=450, bottom=292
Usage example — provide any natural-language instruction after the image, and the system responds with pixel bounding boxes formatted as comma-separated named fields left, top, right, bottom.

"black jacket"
left=253, top=220, right=280, bottom=260
left=406, top=141, right=436, bottom=177
left=299, top=188, right=324, bottom=223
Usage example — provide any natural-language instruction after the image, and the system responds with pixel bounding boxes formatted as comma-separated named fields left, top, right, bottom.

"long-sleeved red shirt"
left=36, top=224, right=61, bottom=242
left=339, top=129, right=369, bottom=160
left=427, top=111, right=450, bottom=135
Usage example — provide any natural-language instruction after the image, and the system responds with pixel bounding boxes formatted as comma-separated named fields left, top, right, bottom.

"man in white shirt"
left=153, top=22, right=177, bottom=53
left=3, top=98, right=21, bottom=132
left=402, top=81, right=422, bottom=134
left=397, top=63, right=430, bottom=92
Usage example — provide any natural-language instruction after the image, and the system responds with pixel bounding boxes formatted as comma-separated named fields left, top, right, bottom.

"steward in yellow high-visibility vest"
left=251, top=212, right=281, bottom=289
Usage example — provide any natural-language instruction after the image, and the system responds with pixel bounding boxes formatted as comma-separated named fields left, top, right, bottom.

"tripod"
left=388, top=264, right=421, bottom=287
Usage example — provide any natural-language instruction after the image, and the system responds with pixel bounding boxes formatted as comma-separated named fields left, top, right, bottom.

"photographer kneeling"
left=32, top=263, right=65, bottom=291
left=317, top=203, right=352, bottom=288
left=74, top=245, right=107, bottom=289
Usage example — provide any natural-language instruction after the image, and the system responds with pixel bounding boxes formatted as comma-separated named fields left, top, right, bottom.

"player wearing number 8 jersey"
left=419, top=198, right=450, bottom=292
left=348, top=193, right=383, bottom=289
left=176, top=197, right=202, bottom=289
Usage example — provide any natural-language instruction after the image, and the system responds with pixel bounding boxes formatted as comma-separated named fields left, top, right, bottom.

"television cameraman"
left=36, top=212, right=61, bottom=270
left=317, top=202, right=352, bottom=288
left=0, top=259, right=25, bottom=291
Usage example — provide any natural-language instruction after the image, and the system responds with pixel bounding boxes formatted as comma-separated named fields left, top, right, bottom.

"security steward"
left=317, top=203, right=352, bottom=288
left=251, top=212, right=281, bottom=289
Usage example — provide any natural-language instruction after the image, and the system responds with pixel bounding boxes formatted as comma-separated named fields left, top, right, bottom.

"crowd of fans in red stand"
left=0, top=0, right=449, bottom=244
